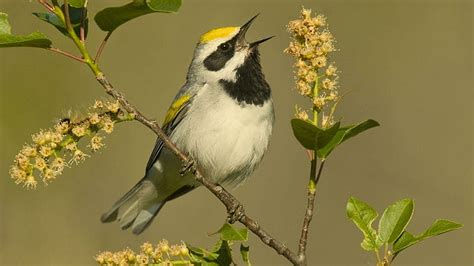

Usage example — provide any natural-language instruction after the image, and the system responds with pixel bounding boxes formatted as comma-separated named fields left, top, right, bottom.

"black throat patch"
left=219, top=48, right=271, bottom=106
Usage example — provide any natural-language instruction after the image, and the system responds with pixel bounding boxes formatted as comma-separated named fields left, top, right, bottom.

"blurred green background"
left=0, top=0, right=472, bottom=265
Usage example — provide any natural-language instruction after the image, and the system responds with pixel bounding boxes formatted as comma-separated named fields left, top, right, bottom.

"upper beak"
left=236, top=14, right=274, bottom=48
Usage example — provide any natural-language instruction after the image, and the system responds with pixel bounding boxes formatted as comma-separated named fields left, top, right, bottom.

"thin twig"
left=63, top=1, right=72, bottom=31
left=314, top=159, right=325, bottom=185
left=48, top=47, right=85, bottom=62
left=38, top=0, right=54, bottom=12
left=79, top=8, right=86, bottom=43
left=95, top=74, right=301, bottom=265
left=94, top=32, right=112, bottom=64
left=297, top=159, right=326, bottom=264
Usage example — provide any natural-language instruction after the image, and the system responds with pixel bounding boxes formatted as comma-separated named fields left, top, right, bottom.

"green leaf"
left=33, top=12, right=67, bottom=35
left=33, top=5, right=88, bottom=39
left=94, top=0, right=182, bottom=32
left=0, top=13, right=51, bottom=48
left=392, top=231, right=418, bottom=254
left=317, top=119, right=379, bottom=158
left=291, top=119, right=341, bottom=151
left=393, top=219, right=463, bottom=255
left=187, top=243, right=219, bottom=265
left=346, top=197, right=382, bottom=251
left=217, top=223, right=248, bottom=241
left=187, top=239, right=235, bottom=266
left=240, top=244, right=251, bottom=266
left=378, top=199, right=414, bottom=244
left=212, top=240, right=233, bottom=266
left=420, top=219, right=463, bottom=238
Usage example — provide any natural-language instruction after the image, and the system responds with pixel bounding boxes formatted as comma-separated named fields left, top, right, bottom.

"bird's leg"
left=227, top=201, right=245, bottom=224
left=179, top=158, right=196, bottom=176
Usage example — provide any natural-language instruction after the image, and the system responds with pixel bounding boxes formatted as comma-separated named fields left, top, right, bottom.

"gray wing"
left=145, top=90, right=193, bottom=172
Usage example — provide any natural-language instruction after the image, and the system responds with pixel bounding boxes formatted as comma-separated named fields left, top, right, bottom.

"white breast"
left=170, top=83, right=274, bottom=185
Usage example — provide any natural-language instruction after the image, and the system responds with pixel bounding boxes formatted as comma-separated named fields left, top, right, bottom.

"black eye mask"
left=203, top=36, right=238, bottom=71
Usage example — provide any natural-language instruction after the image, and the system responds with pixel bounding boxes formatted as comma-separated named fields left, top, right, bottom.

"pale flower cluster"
left=95, top=240, right=191, bottom=266
left=285, top=8, right=340, bottom=127
left=9, top=100, right=133, bottom=189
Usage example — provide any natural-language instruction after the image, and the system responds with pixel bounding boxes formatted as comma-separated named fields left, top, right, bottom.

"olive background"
left=0, top=0, right=472, bottom=265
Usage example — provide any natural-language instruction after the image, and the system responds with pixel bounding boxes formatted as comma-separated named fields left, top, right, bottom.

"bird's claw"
left=180, top=159, right=196, bottom=176
left=227, top=203, right=245, bottom=224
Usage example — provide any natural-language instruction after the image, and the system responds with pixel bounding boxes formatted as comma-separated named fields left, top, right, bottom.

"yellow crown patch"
left=200, top=27, right=238, bottom=43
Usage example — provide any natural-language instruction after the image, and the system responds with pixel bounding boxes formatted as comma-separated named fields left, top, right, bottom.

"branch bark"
left=297, top=159, right=325, bottom=264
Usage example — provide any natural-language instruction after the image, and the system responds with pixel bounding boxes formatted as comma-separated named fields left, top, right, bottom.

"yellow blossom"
left=72, top=123, right=89, bottom=137
left=32, top=130, right=47, bottom=145
left=285, top=7, right=342, bottom=121
left=322, top=78, right=337, bottom=90
left=39, top=146, right=53, bottom=157
left=71, top=149, right=89, bottom=165
left=105, top=100, right=120, bottom=113
left=42, top=168, right=57, bottom=182
left=11, top=99, right=133, bottom=189
left=326, top=64, right=337, bottom=76
left=312, top=56, right=327, bottom=68
left=322, top=114, right=335, bottom=128
left=90, top=135, right=104, bottom=152
left=9, top=166, right=27, bottom=184
left=24, top=174, right=37, bottom=189
left=15, top=153, right=30, bottom=169
left=322, top=41, right=335, bottom=53
left=51, top=132, right=63, bottom=143
left=89, top=112, right=101, bottom=125
left=170, top=244, right=181, bottom=256
left=51, top=157, right=66, bottom=173
left=65, top=141, right=78, bottom=151
left=141, top=242, right=154, bottom=255
left=313, top=14, right=326, bottom=27
left=34, top=157, right=47, bottom=171
left=158, top=239, right=170, bottom=253
left=101, top=115, right=115, bottom=134
left=54, top=120, right=70, bottom=134
left=313, top=97, right=326, bottom=109
left=180, top=245, right=189, bottom=256
left=135, top=254, right=148, bottom=264
left=93, top=100, right=104, bottom=109
left=21, top=145, right=37, bottom=157
left=295, top=105, right=309, bottom=121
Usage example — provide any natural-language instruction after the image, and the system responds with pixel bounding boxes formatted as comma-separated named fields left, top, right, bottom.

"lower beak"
left=249, top=36, right=274, bottom=48
left=236, top=14, right=274, bottom=48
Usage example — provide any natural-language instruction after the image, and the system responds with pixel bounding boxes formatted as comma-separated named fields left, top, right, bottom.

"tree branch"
left=95, top=73, right=301, bottom=265
left=298, top=159, right=326, bottom=264
left=52, top=4, right=305, bottom=263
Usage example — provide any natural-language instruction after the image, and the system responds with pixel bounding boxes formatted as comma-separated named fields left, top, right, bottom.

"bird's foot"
left=180, top=159, right=196, bottom=176
left=227, top=202, right=245, bottom=224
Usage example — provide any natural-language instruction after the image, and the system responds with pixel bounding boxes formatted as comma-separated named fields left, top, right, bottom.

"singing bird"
left=101, top=15, right=274, bottom=234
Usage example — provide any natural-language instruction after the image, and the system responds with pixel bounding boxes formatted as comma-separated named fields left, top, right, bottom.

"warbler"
left=101, top=15, right=274, bottom=234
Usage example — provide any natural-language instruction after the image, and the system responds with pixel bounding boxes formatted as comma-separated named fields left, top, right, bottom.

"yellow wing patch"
left=163, top=95, right=191, bottom=126
left=200, top=27, right=238, bottom=43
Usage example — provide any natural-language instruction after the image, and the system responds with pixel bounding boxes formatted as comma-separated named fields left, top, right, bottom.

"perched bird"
left=101, top=15, right=274, bottom=234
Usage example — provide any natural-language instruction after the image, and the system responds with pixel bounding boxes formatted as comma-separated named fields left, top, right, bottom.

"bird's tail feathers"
left=101, top=179, right=165, bottom=235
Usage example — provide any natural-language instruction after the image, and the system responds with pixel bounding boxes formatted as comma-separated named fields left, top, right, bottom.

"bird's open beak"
left=236, top=14, right=274, bottom=48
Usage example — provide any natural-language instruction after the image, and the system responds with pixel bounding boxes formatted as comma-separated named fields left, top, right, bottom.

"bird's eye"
left=219, top=43, right=231, bottom=51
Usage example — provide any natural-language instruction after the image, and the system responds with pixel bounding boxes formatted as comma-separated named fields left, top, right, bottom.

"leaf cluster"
left=0, top=0, right=181, bottom=48
left=346, top=197, right=462, bottom=263
left=188, top=223, right=251, bottom=266
left=291, top=118, right=379, bottom=159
